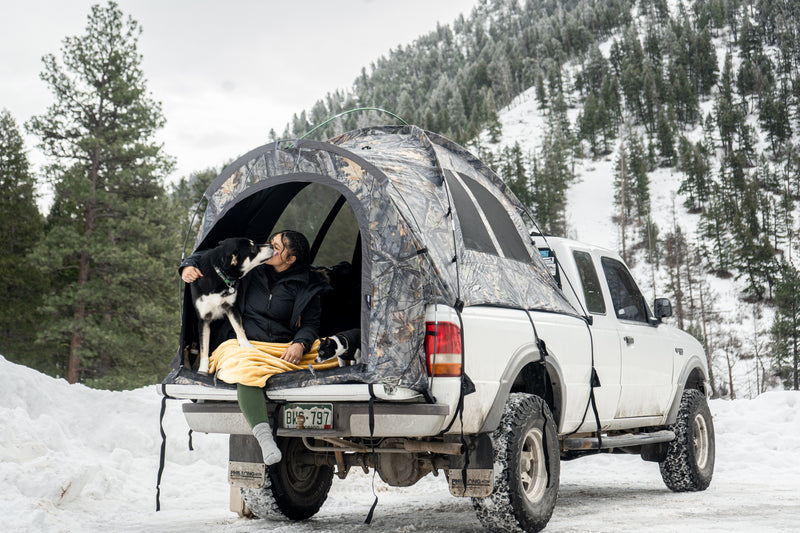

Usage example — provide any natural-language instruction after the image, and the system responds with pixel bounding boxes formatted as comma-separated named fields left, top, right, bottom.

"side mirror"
left=654, top=298, right=672, bottom=320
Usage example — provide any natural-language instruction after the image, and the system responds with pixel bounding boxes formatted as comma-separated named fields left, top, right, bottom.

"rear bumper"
left=161, top=368, right=452, bottom=437
left=181, top=400, right=450, bottom=438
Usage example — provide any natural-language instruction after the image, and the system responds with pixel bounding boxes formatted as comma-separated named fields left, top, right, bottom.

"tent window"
left=314, top=199, right=359, bottom=266
left=271, top=183, right=341, bottom=246
left=443, top=170, right=498, bottom=255
left=459, top=172, right=531, bottom=263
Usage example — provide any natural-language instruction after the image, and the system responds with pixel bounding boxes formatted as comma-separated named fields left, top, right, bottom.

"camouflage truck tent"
left=178, top=125, right=577, bottom=394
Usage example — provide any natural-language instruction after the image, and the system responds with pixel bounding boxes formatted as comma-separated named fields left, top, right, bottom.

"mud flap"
left=446, top=433, right=494, bottom=497
left=229, top=434, right=266, bottom=488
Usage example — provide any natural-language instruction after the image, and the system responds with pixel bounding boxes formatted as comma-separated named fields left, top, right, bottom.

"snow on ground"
left=2, top=355, right=799, bottom=532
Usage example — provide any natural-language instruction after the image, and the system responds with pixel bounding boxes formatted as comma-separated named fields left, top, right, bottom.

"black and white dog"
left=190, top=238, right=274, bottom=374
left=316, top=328, right=361, bottom=366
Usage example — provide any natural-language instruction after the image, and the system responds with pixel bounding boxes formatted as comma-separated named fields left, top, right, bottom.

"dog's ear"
left=230, top=253, right=238, bottom=267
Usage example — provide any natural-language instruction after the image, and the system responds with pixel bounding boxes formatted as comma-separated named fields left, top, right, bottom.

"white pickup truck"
left=160, top=126, right=713, bottom=532
left=162, top=235, right=714, bottom=533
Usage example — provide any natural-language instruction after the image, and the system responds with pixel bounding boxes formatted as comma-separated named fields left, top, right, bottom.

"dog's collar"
left=214, top=266, right=237, bottom=293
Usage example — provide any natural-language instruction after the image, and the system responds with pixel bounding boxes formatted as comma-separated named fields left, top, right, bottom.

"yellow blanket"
left=209, top=339, right=341, bottom=387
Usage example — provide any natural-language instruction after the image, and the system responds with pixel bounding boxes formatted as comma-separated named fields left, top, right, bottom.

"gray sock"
left=252, top=422, right=282, bottom=465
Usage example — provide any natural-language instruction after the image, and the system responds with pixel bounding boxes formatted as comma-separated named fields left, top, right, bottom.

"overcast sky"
left=1, top=0, right=477, bottom=185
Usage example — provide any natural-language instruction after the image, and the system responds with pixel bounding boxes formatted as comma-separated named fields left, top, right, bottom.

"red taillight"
left=425, top=321, right=462, bottom=377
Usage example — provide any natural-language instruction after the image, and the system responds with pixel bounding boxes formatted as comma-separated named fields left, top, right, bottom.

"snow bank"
left=0, top=356, right=229, bottom=532
left=1, top=356, right=799, bottom=532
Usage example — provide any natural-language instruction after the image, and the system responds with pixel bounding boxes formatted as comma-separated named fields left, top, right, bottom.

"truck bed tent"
left=179, top=125, right=577, bottom=393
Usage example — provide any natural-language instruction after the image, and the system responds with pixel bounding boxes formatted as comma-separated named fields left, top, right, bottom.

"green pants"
left=237, top=384, right=269, bottom=429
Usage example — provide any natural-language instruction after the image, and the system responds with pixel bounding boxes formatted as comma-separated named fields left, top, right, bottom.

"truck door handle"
left=624, top=336, right=634, bottom=345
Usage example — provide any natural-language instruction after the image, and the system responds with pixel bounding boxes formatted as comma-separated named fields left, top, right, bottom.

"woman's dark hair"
left=272, top=230, right=310, bottom=267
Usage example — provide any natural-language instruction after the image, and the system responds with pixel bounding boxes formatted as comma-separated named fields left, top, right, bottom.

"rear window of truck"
left=573, top=251, right=606, bottom=314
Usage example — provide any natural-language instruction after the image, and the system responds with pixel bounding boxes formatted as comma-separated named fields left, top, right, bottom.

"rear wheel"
left=659, top=388, right=715, bottom=492
left=241, top=436, right=334, bottom=520
left=472, top=393, right=560, bottom=533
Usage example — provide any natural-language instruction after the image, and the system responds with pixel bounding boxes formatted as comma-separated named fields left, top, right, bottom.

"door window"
left=601, top=257, right=648, bottom=323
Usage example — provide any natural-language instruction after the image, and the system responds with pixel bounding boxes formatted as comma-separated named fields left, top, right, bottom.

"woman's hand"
left=281, top=342, right=305, bottom=365
left=181, top=266, right=203, bottom=283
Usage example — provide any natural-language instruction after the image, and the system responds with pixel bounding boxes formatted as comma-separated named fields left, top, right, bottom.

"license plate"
left=283, top=403, right=333, bottom=429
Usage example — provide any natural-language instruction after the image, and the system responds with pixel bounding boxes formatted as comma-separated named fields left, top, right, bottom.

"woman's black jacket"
left=180, top=253, right=329, bottom=353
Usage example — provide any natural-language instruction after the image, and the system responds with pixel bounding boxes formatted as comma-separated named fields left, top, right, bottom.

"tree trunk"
left=68, top=251, right=91, bottom=384
left=725, top=346, right=735, bottom=400
left=686, top=256, right=695, bottom=326
left=619, top=151, right=628, bottom=263
left=670, top=202, right=684, bottom=329
left=793, top=302, right=799, bottom=390
left=699, top=284, right=718, bottom=397
left=68, top=149, right=99, bottom=384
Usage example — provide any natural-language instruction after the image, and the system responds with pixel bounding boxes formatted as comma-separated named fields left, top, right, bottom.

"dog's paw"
left=238, top=339, right=255, bottom=349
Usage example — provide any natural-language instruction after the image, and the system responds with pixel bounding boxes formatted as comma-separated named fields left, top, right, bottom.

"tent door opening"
left=267, top=181, right=363, bottom=339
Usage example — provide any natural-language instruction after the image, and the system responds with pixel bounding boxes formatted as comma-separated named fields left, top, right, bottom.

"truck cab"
left=533, top=236, right=707, bottom=428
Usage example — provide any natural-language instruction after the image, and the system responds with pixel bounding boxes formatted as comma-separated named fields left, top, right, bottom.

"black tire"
left=473, top=393, right=560, bottom=533
left=659, top=388, right=715, bottom=492
left=241, top=437, right=334, bottom=520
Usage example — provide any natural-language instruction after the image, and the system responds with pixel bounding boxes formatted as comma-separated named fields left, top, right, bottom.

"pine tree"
left=625, top=131, right=651, bottom=227
left=612, top=127, right=651, bottom=261
left=693, top=26, right=719, bottom=95
left=534, top=67, right=547, bottom=108
left=599, top=74, right=621, bottom=148
left=583, top=45, right=608, bottom=95
left=397, top=90, right=415, bottom=126
left=639, top=60, right=661, bottom=133
left=668, top=63, right=699, bottom=126
left=613, top=140, right=632, bottom=263
left=170, top=168, right=216, bottom=246
left=499, top=142, right=534, bottom=210
left=27, top=2, right=176, bottom=387
left=758, top=89, right=792, bottom=156
left=0, top=110, right=49, bottom=368
left=483, top=88, right=503, bottom=143
left=698, top=184, right=734, bottom=277
left=715, top=53, right=739, bottom=156
left=728, top=175, right=779, bottom=301
left=531, top=109, right=573, bottom=235
left=771, top=261, right=800, bottom=390
left=578, top=93, right=601, bottom=156
left=663, top=224, right=688, bottom=329
left=655, top=108, right=676, bottom=164
left=677, top=136, right=711, bottom=212
left=447, top=85, right=468, bottom=142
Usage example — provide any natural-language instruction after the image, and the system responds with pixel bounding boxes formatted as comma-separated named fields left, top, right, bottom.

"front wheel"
left=472, top=393, right=560, bottom=533
left=659, top=388, right=715, bottom=492
left=241, top=436, right=334, bottom=520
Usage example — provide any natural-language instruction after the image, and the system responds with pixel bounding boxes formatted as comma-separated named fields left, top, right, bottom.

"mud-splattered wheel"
left=660, top=388, right=715, bottom=492
left=472, top=393, right=560, bottom=533
left=241, top=436, right=333, bottom=520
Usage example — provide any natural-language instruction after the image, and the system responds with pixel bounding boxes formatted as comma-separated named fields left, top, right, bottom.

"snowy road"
left=2, top=357, right=799, bottom=532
